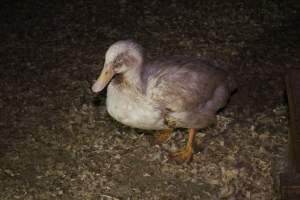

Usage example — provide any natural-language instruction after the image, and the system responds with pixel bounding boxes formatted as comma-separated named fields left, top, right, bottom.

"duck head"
left=92, top=40, right=144, bottom=93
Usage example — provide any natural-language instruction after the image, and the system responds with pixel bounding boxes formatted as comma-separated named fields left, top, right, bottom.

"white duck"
left=92, top=40, right=236, bottom=163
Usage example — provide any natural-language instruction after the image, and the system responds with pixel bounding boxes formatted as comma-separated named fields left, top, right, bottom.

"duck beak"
left=92, top=64, right=115, bottom=93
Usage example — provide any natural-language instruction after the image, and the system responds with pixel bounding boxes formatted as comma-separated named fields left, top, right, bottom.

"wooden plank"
left=280, top=174, right=300, bottom=200
left=286, top=69, right=300, bottom=172
left=281, top=69, right=300, bottom=200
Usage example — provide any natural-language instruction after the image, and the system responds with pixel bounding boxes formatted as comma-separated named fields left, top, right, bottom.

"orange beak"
left=92, top=64, right=115, bottom=93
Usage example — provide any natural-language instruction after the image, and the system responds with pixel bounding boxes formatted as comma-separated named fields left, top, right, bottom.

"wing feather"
left=144, top=56, right=228, bottom=112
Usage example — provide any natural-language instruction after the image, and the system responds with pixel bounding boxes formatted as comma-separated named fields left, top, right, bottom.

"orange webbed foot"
left=168, top=145, right=193, bottom=163
left=168, top=128, right=196, bottom=164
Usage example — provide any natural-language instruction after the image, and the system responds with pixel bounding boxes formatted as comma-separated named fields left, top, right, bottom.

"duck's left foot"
left=168, top=145, right=193, bottom=163
left=168, top=128, right=196, bottom=164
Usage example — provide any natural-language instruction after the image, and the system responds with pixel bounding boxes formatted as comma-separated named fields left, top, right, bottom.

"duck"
left=92, top=40, right=236, bottom=163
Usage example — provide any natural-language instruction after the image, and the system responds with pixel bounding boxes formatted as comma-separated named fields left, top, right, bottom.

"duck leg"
left=153, top=129, right=173, bottom=144
left=169, top=128, right=196, bottom=163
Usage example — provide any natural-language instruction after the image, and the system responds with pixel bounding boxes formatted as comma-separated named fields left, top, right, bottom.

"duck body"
left=105, top=56, right=235, bottom=130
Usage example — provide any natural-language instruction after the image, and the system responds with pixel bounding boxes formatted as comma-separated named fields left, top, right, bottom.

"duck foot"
left=152, top=129, right=172, bottom=145
left=168, top=128, right=196, bottom=164
left=168, top=145, right=193, bottom=163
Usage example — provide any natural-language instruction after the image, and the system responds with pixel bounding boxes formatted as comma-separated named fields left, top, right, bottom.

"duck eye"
left=114, top=59, right=122, bottom=68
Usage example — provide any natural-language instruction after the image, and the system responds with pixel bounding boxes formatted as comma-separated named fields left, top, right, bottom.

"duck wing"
left=144, top=56, right=233, bottom=112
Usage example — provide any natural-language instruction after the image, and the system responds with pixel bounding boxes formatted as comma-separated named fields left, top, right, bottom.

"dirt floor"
left=1, top=1, right=299, bottom=199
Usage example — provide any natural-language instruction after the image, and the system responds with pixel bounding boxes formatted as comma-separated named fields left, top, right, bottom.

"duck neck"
left=123, top=65, right=144, bottom=92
